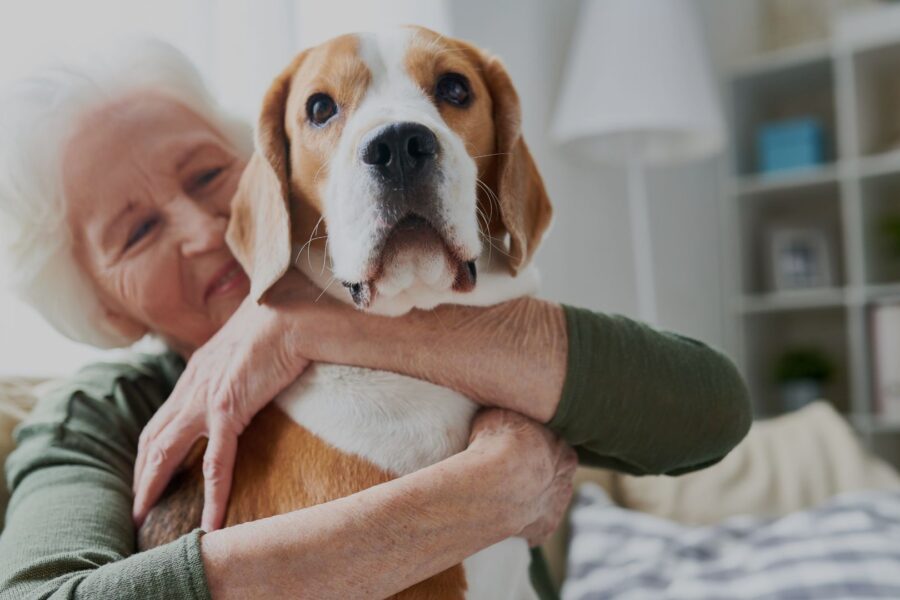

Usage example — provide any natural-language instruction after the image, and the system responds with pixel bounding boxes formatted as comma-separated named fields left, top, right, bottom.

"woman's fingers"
left=133, top=392, right=188, bottom=494
left=132, top=420, right=202, bottom=527
left=200, top=420, right=240, bottom=532
left=131, top=292, right=315, bottom=528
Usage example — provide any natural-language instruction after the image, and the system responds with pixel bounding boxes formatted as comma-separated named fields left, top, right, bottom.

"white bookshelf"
left=726, top=4, right=900, bottom=462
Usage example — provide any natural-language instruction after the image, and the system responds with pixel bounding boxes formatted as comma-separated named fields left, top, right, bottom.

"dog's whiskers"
left=475, top=179, right=499, bottom=265
left=475, top=178, right=499, bottom=226
left=312, top=157, right=333, bottom=185
left=306, top=218, right=330, bottom=273
left=474, top=203, right=493, bottom=266
left=320, top=235, right=332, bottom=276
left=474, top=204, right=491, bottom=233
left=295, top=216, right=327, bottom=264
left=294, top=235, right=328, bottom=264
left=315, top=277, right=338, bottom=303
left=484, top=235, right=514, bottom=259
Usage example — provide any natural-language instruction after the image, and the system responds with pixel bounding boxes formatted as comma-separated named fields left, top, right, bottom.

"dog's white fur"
left=274, top=28, right=542, bottom=599
left=321, top=30, right=483, bottom=315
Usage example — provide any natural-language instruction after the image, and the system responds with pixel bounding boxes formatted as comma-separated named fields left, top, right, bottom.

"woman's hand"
left=467, top=408, right=577, bottom=547
left=132, top=275, right=325, bottom=532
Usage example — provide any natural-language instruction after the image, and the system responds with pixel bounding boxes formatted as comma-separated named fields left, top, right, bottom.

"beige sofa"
left=2, top=379, right=898, bottom=589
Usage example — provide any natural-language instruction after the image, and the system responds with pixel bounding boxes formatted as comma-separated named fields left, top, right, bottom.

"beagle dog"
left=140, top=26, right=552, bottom=600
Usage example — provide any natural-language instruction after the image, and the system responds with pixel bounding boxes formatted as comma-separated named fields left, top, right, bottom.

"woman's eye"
left=195, top=167, right=223, bottom=188
left=125, top=217, right=159, bottom=250
left=435, top=73, right=471, bottom=107
left=187, top=167, right=225, bottom=194
left=306, top=93, right=338, bottom=126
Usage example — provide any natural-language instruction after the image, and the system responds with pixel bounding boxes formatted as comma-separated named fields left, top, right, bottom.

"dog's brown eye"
left=436, top=73, right=471, bottom=107
left=306, top=93, right=338, bottom=126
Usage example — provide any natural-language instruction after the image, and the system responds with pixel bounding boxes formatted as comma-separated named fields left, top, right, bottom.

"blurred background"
left=3, top=0, right=900, bottom=469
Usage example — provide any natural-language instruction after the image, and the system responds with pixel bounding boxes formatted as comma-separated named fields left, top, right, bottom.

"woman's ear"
left=226, top=52, right=307, bottom=303
left=479, top=52, right=553, bottom=273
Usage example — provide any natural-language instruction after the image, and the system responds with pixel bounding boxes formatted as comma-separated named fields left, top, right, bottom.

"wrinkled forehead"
left=286, top=27, right=488, bottom=114
left=63, top=93, right=227, bottom=217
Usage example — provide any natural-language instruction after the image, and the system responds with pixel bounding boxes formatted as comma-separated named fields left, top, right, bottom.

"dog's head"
left=227, top=27, right=551, bottom=312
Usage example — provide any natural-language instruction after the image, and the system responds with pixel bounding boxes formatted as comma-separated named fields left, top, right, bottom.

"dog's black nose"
left=360, top=122, right=438, bottom=185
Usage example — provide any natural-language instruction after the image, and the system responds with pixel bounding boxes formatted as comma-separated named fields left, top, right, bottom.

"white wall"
left=451, top=0, right=741, bottom=354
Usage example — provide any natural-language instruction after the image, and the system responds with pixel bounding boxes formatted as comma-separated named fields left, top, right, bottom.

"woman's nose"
left=173, top=197, right=227, bottom=257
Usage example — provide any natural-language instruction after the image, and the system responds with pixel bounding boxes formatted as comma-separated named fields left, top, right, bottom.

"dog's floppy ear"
left=480, top=53, right=552, bottom=273
left=226, top=53, right=306, bottom=303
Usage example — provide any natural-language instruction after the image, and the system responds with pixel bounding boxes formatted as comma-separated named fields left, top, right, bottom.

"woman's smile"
left=205, top=259, right=249, bottom=304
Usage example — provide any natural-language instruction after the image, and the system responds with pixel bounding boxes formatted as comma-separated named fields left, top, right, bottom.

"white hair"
left=0, top=38, right=253, bottom=348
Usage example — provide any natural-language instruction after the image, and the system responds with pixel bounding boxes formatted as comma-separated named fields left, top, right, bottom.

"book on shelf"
left=873, top=303, right=900, bottom=420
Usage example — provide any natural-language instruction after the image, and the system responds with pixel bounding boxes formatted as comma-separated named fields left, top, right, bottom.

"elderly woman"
left=0, top=39, right=750, bottom=599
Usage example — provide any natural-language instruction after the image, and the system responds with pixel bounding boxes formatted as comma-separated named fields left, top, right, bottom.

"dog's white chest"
left=275, top=363, right=477, bottom=475
left=274, top=364, right=537, bottom=600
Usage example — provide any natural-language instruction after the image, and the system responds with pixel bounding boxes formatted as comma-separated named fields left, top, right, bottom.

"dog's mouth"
left=341, top=214, right=477, bottom=309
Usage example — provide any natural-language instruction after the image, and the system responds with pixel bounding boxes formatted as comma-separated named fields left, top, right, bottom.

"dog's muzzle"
left=338, top=121, right=477, bottom=310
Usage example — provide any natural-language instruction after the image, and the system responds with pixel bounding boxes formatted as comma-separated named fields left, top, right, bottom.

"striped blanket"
left=563, top=483, right=900, bottom=600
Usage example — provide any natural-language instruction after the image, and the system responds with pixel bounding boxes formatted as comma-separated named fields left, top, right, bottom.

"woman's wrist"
left=294, top=296, right=568, bottom=424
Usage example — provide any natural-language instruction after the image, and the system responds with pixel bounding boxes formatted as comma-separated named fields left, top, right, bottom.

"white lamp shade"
left=552, top=0, right=725, bottom=165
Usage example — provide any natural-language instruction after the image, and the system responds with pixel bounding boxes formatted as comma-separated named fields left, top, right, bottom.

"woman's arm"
left=298, top=298, right=752, bottom=476
left=134, top=269, right=751, bottom=528
left=0, top=355, right=208, bottom=599
left=203, top=410, right=576, bottom=599
left=296, top=292, right=567, bottom=422
left=132, top=276, right=561, bottom=529
left=0, top=355, right=575, bottom=600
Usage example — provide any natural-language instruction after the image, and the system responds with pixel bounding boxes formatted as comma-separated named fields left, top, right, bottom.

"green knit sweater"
left=0, top=306, right=751, bottom=599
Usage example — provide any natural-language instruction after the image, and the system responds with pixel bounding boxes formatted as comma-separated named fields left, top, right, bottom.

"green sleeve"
left=548, top=305, right=752, bottom=476
left=0, top=353, right=210, bottom=600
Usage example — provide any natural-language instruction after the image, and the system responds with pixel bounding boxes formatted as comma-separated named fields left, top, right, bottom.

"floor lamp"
left=552, top=0, right=726, bottom=325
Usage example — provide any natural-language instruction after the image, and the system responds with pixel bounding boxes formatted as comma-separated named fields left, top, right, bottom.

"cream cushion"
left=0, top=378, right=41, bottom=530
left=610, top=401, right=900, bottom=523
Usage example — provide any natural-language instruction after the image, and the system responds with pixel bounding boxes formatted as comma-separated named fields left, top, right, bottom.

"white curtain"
left=0, top=0, right=450, bottom=376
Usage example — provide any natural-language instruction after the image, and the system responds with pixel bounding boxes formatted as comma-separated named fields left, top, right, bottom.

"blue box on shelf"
left=756, top=117, right=825, bottom=175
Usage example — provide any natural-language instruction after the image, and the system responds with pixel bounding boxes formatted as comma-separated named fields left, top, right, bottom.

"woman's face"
left=63, top=92, right=250, bottom=354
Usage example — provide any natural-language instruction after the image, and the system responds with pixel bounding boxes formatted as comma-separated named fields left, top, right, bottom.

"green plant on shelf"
left=880, top=214, right=900, bottom=258
left=775, top=347, right=835, bottom=412
left=774, top=347, right=834, bottom=384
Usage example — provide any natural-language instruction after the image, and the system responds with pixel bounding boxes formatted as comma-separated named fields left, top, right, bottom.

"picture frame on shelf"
left=767, top=226, right=835, bottom=291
